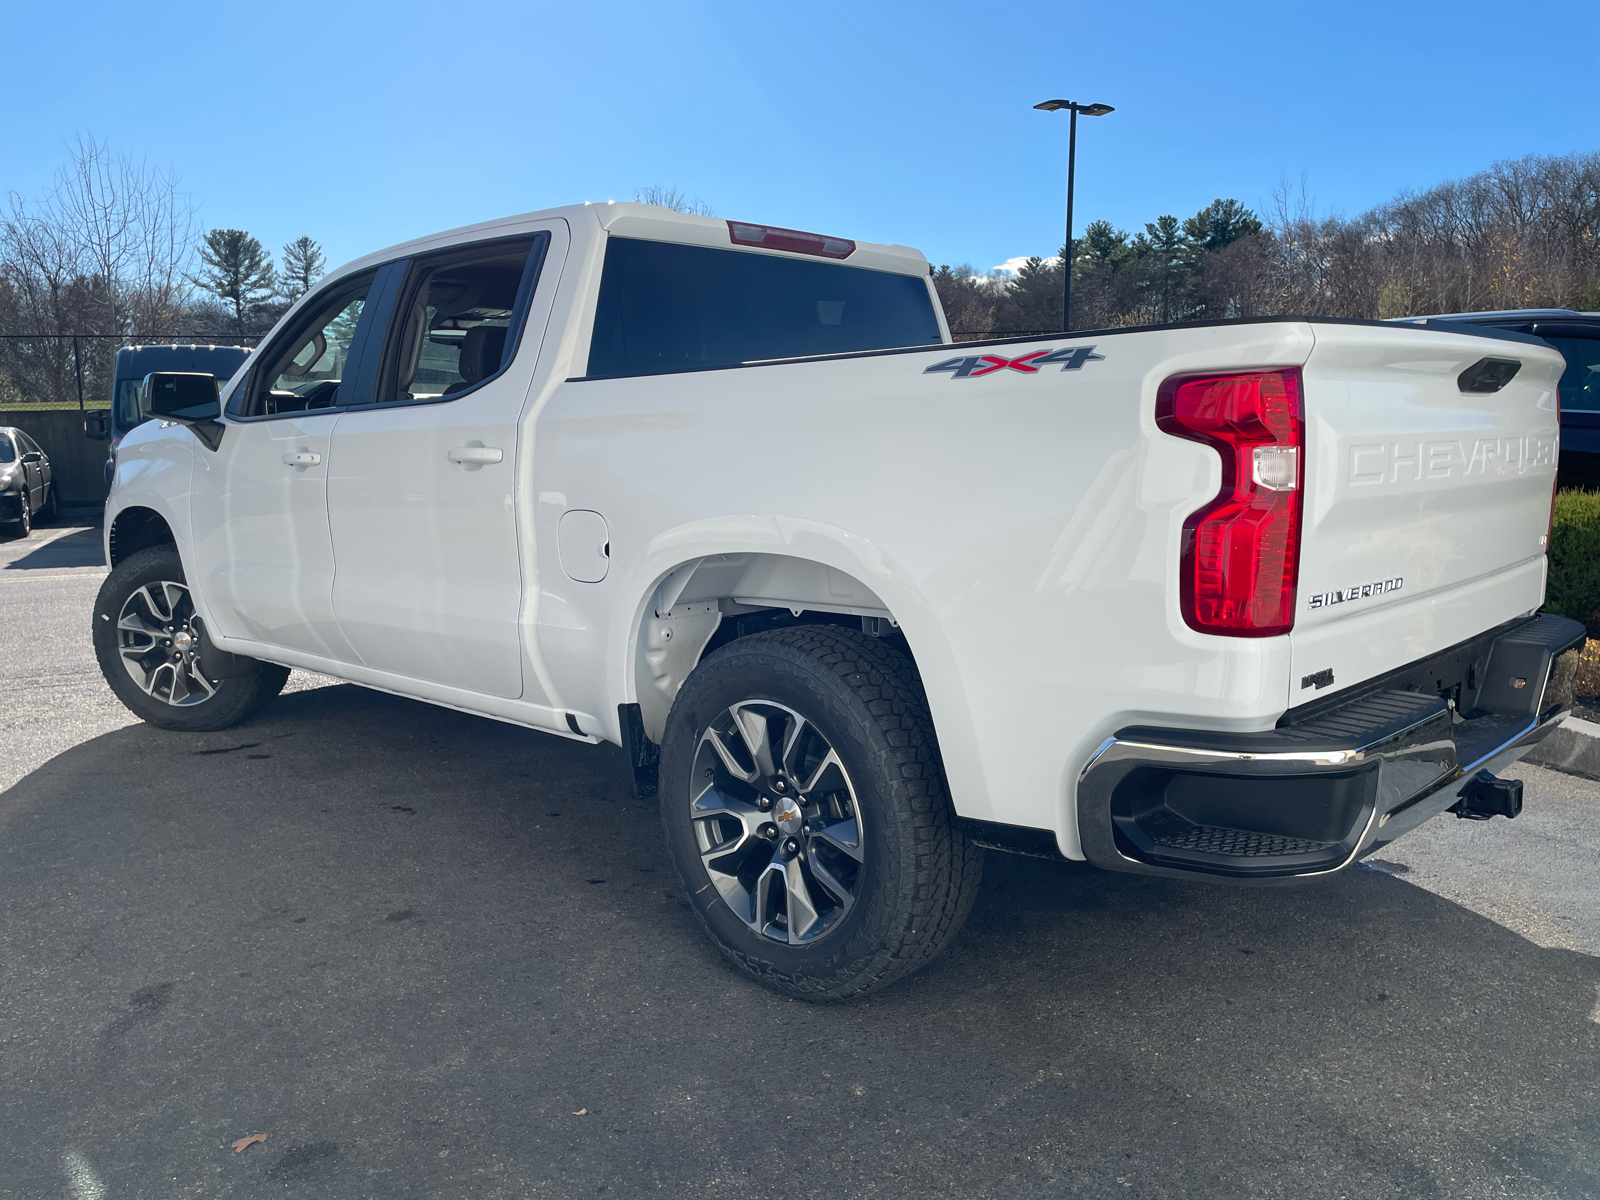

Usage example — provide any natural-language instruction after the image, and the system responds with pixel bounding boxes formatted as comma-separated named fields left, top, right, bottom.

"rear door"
left=325, top=224, right=564, bottom=699
left=1289, top=323, right=1565, bottom=707
left=16, top=432, right=45, bottom=509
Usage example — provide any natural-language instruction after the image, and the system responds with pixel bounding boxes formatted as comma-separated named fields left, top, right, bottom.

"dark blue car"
left=1392, top=310, right=1600, bottom=487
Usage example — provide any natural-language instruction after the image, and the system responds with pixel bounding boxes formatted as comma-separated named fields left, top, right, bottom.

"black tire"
left=13, top=500, right=30, bottom=539
left=659, top=626, right=983, bottom=1001
left=93, top=546, right=290, bottom=732
left=39, top=483, right=57, bottom=525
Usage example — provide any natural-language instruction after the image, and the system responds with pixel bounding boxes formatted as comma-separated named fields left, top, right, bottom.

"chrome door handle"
left=447, top=446, right=503, bottom=464
left=282, top=451, right=321, bottom=467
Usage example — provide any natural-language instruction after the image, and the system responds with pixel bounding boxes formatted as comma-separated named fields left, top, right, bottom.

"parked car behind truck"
left=93, top=203, right=1585, bottom=999
left=0, top=426, right=55, bottom=537
left=84, top=343, right=252, bottom=491
left=1392, top=309, right=1600, bottom=487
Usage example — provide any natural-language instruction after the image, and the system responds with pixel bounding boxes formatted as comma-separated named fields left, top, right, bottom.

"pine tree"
left=278, top=236, right=326, bottom=304
left=190, top=229, right=275, bottom=334
left=1182, top=199, right=1263, bottom=253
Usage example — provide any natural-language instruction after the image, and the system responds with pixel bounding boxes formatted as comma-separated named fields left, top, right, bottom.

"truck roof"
left=323, top=202, right=931, bottom=286
left=112, top=344, right=253, bottom=378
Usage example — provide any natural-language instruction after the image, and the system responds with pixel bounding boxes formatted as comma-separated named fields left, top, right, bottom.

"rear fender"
left=609, top=516, right=990, bottom=819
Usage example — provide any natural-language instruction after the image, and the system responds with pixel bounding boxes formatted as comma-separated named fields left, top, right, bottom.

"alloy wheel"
left=690, top=700, right=865, bottom=944
left=115, top=580, right=218, bottom=706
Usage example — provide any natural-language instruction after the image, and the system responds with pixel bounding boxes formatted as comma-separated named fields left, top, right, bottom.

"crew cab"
left=93, top=203, right=1583, bottom=999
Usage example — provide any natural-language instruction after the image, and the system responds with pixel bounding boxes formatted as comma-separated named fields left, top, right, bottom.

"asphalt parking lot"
left=2, top=521, right=1598, bottom=1199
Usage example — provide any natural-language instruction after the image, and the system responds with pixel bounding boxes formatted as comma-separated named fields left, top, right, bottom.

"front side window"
left=1548, top=336, right=1600, bottom=412
left=231, top=272, right=376, bottom=418
left=0, top=433, right=14, bottom=462
left=378, top=235, right=544, bottom=404
left=586, top=237, right=942, bottom=379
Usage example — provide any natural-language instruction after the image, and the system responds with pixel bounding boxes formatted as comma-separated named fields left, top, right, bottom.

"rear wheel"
left=93, top=546, right=289, bottom=732
left=659, top=626, right=983, bottom=1001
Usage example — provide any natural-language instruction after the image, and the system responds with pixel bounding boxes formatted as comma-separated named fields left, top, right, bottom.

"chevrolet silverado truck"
left=93, top=203, right=1584, bottom=1000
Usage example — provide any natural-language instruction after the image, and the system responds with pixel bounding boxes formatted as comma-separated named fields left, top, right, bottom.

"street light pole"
left=1034, top=99, right=1114, bottom=333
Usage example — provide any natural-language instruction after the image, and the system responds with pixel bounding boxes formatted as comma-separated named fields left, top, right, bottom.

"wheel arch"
left=107, top=504, right=178, bottom=567
left=611, top=521, right=991, bottom=817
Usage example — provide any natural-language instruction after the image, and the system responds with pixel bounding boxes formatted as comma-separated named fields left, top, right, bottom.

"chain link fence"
left=0, top=333, right=265, bottom=413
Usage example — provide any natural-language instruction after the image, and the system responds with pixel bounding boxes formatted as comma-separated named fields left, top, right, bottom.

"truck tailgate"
left=1289, top=323, right=1565, bottom=707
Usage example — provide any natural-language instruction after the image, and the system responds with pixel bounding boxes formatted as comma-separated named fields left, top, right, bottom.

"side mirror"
left=21, top=451, right=42, bottom=464
left=142, top=372, right=220, bottom=423
left=84, top=409, right=109, bottom=441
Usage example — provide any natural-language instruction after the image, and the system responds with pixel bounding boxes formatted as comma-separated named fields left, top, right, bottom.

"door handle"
left=282, top=451, right=321, bottom=467
left=447, top=446, right=503, bottom=465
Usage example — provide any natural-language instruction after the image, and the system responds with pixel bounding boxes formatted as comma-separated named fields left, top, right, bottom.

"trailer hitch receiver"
left=1450, top=770, right=1522, bottom=821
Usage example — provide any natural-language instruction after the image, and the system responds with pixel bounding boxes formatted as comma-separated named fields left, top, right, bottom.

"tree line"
left=6, top=139, right=1600, bottom=406
left=0, top=137, right=326, bottom=407
left=935, top=150, right=1600, bottom=334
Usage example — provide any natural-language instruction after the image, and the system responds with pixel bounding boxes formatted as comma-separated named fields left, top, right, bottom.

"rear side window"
left=378, top=234, right=547, bottom=405
left=586, top=237, right=941, bottom=378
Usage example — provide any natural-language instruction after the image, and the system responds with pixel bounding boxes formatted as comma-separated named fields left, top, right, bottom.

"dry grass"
left=1575, top=639, right=1600, bottom=699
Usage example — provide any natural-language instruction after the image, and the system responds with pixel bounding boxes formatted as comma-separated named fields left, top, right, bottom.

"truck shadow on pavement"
left=1, top=683, right=1597, bottom=1200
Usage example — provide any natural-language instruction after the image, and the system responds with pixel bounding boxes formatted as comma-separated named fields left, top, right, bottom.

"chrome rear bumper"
left=1076, top=613, right=1585, bottom=881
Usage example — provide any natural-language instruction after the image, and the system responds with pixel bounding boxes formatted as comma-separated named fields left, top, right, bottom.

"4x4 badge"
left=924, top=345, right=1105, bottom=379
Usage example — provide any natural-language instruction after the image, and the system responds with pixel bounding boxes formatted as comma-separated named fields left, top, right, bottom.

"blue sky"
left=3, top=0, right=1596, bottom=278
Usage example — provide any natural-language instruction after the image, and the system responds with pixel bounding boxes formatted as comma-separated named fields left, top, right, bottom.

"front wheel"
left=659, top=626, right=983, bottom=1001
left=11, top=500, right=30, bottom=539
left=92, top=546, right=289, bottom=732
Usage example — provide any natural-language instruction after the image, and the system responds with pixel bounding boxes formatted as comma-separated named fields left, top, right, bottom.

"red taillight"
left=1157, top=369, right=1305, bottom=637
left=727, top=221, right=855, bottom=259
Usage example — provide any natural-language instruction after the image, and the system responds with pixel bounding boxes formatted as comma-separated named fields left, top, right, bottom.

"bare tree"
left=634, top=184, right=716, bottom=216
left=0, top=134, right=197, bottom=405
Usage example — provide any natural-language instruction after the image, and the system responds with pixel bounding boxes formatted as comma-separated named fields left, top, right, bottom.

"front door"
left=189, top=269, right=384, bottom=661
left=326, top=227, right=561, bottom=699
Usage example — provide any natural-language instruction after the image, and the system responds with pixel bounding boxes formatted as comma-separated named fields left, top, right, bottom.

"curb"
left=1523, top=715, right=1600, bottom=781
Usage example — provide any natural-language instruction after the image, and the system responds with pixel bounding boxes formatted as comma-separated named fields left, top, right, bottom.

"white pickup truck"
left=95, top=202, right=1584, bottom=1000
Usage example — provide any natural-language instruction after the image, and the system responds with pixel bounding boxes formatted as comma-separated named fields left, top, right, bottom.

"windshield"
left=1548, top=337, right=1600, bottom=412
left=114, top=379, right=147, bottom=429
left=0, top=433, right=13, bottom=462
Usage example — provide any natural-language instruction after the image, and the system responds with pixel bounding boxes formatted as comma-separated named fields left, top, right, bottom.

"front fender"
left=104, top=424, right=201, bottom=593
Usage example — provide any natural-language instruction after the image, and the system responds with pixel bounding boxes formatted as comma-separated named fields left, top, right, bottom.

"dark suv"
left=1393, top=310, right=1600, bottom=487
left=85, top=343, right=253, bottom=490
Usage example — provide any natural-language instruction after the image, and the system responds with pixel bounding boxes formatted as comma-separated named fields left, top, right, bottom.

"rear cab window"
left=586, top=238, right=942, bottom=378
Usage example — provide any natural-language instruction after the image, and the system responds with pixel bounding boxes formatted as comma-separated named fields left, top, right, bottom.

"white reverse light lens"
left=1252, top=445, right=1299, bottom=491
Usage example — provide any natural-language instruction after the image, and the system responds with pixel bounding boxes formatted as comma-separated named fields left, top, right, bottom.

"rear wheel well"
left=108, top=507, right=176, bottom=567
left=632, top=553, right=917, bottom=743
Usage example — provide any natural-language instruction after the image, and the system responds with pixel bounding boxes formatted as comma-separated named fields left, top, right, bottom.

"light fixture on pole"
left=1034, top=99, right=1114, bottom=332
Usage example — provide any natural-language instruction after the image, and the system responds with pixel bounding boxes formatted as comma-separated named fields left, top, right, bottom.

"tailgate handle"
left=1458, top=357, right=1522, bottom=394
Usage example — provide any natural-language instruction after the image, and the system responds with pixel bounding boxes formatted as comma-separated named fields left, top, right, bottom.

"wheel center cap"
left=172, top=630, right=194, bottom=652
left=773, top=796, right=804, bottom=836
